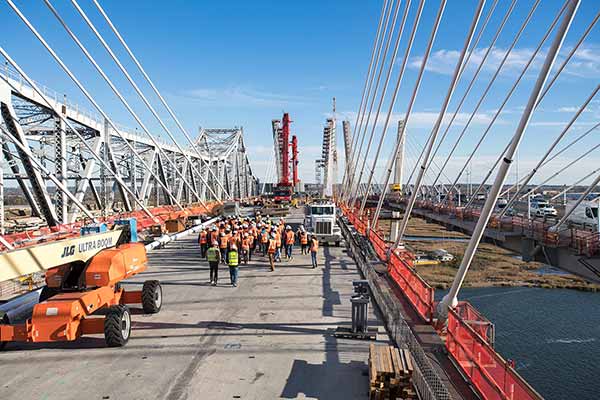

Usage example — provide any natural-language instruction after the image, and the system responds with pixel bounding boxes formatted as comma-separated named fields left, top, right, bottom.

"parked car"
left=530, top=200, right=557, bottom=217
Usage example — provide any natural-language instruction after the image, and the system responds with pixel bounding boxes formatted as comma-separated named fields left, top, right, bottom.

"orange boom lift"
left=0, top=219, right=162, bottom=348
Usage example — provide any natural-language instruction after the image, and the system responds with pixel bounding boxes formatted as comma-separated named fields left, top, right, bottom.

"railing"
left=389, top=250, right=435, bottom=322
left=447, top=305, right=542, bottom=400
left=0, top=203, right=215, bottom=251
left=394, top=197, right=600, bottom=256
left=340, top=204, right=543, bottom=400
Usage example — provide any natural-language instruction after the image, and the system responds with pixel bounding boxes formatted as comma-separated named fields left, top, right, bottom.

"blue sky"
left=1, top=1, right=598, bottom=185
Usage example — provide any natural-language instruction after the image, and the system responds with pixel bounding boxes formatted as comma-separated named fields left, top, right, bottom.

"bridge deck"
left=0, top=212, right=388, bottom=399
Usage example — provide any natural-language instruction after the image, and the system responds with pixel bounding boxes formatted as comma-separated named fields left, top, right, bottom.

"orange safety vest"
left=310, top=239, right=319, bottom=252
left=210, top=231, right=219, bottom=244
left=219, top=235, right=228, bottom=249
left=199, top=231, right=207, bottom=244
left=285, top=231, right=295, bottom=245
left=261, top=232, right=268, bottom=243
left=275, top=232, right=281, bottom=247
left=247, top=235, right=254, bottom=247
left=300, top=232, right=308, bottom=245
left=268, top=239, right=277, bottom=254
left=242, top=238, right=250, bottom=250
left=229, top=235, right=237, bottom=247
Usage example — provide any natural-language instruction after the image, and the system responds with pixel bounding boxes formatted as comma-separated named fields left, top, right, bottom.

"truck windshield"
left=311, top=206, right=333, bottom=215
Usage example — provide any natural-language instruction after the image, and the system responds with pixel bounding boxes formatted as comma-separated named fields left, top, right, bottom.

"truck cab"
left=304, top=202, right=342, bottom=246
left=565, top=199, right=600, bottom=230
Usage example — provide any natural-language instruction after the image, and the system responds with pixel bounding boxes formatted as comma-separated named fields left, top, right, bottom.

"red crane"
left=273, top=112, right=299, bottom=203
left=280, top=113, right=291, bottom=186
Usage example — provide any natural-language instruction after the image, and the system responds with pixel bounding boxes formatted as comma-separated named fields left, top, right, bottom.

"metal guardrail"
left=339, top=217, right=452, bottom=400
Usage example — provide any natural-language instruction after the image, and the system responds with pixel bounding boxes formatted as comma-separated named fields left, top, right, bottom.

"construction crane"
left=271, top=113, right=299, bottom=204
left=0, top=219, right=162, bottom=348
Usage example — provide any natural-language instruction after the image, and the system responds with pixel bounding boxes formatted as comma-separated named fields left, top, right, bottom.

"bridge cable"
left=355, top=0, right=423, bottom=214
left=43, top=0, right=207, bottom=207
left=5, top=0, right=186, bottom=212
left=343, top=0, right=392, bottom=199
left=405, top=0, right=503, bottom=191
left=348, top=0, right=409, bottom=207
left=446, top=1, right=570, bottom=209
left=371, top=0, right=452, bottom=227
left=345, top=0, right=397, bottom=202
left=497, top=84, right=600, bottom=216
left=0, top=47, right=160, bottom=221
left=91, top=0, right=232, bottom=201
left=68, top=0, right=225, bottom=204
left=439, top=0, right=581, bottom=313
left=392, top=0, right=487, bottom=246
left=425, top=0, right=517, bottom=192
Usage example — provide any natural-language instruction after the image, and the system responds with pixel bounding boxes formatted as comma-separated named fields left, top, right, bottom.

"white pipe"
left=145, top=217, right=218, bottom=251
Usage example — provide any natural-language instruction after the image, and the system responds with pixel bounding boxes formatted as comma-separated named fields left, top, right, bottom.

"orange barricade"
left=447, top=303, right=542, bottom=400
left=388, top=251, right=434, bottom=322
left=369, top=229, right=388, bottom=260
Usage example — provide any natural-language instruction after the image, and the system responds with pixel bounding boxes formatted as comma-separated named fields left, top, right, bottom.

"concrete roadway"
left=0, top=213, right=388, bottom=400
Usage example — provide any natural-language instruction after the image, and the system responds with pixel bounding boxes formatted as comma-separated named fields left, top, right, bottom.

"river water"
left=437, top=287, right=600, bottom=400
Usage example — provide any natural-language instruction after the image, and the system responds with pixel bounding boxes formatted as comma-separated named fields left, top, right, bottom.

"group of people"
left=198, top=214, right=320, bottom=287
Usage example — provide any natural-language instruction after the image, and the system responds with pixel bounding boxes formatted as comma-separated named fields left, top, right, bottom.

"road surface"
left=0, top=212, right=387, bottom=400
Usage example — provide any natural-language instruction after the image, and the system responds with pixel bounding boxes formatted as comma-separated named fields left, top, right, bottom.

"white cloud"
left=557, top=106, right=580, bottom=112
left=179, top=86, right=310, bottom=107
left=329, top=110, right=499, bottom=131
left=409, top=44, right=600, bottom=79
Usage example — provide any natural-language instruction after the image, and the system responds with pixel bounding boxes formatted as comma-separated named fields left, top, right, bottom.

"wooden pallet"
left=369, top=344, right=416, bottom=400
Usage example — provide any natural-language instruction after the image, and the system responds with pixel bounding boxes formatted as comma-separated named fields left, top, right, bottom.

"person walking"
left=198, top=228, right=208, bottom=259
left=267, top=233, right=277, bottom=271
left=241, top=233, right=250, bottom=265
left=309, top=235, right=319, bottom=269
left=210, top=226, right=219, bottom=248
left=298, top=227, right=308, bottom=255
left=285, top=225, right=295, bottom=260
left=228, top=244, right=240, bottom=287
left=247, top=230, right=255, bottom=261
left=274, top=229, right=282, bottom=262
left=219, top=232, right=229, bottom=263
left=260, top=228, right=269, bottom=256
left=207, top=241, right=220, bottom=286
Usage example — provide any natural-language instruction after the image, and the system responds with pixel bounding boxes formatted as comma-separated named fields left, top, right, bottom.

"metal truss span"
left=0, top=66, right=257, bottom=233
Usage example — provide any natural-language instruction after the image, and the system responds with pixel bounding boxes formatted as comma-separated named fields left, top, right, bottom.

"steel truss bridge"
left=0, top=0, right=258, bottom=247
left=0, top=68, right=256, bottom=234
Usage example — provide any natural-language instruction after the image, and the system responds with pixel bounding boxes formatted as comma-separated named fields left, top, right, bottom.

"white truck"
left=565, top=199, right=600, bottom=230
left=304, top=202, right=343, bottom=246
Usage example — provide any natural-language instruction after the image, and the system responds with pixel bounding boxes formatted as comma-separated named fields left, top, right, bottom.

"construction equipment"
left=336, top=280, right=377, bottom=339
left=0, top=218, right=162, bottom=349
left=271, top=113, right=299, bottom=204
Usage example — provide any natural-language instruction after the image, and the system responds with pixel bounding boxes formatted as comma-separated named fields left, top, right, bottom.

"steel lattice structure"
left=0, top=66, right=257, bottom=232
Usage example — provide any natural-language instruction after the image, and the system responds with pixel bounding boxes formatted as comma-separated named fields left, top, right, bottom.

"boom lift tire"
left=142, top=280, right=162, bottom=314
left=104, top=305, right=131, bottom=347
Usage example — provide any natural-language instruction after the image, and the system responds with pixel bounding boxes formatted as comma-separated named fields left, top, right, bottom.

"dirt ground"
left=379, top=217, right=600, bottom=292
